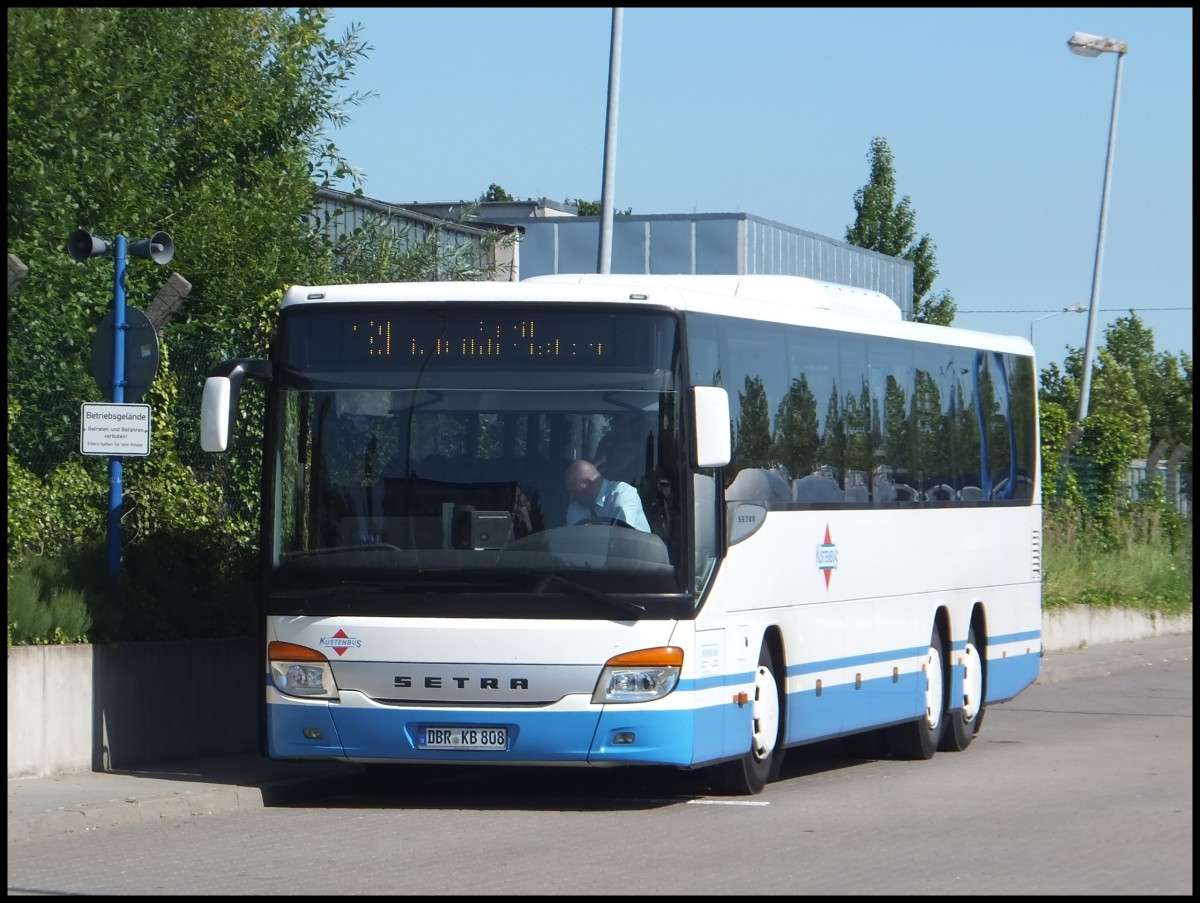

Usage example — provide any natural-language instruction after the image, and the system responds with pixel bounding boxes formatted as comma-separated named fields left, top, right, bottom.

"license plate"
left=418, top=726, right=508, bottom=750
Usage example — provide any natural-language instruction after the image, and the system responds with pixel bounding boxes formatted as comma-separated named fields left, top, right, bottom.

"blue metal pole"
left=108, top=235, right=127, bottom=576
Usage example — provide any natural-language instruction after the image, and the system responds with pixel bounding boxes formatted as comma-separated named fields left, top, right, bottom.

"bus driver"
left=563, top=458, right=650, bottom=532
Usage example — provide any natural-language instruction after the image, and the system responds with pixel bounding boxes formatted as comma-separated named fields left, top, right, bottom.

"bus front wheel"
left=887, top=625, right=947, bottom=760
left=709, top=643, right=784, bottom=796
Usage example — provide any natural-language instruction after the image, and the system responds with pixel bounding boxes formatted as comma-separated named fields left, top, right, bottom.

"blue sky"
left=323, top=7, right=1192, bottom=373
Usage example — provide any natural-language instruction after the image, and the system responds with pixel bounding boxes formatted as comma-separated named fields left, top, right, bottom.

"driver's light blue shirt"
left=566, top=478, right=651, bottom=532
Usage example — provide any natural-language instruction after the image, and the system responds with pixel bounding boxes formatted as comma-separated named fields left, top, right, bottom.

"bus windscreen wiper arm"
left=536, top=574, right=646, bottom=615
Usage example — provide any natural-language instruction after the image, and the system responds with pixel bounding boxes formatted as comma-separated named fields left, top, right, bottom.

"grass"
left=1042, top=518, right=1193, bottom=617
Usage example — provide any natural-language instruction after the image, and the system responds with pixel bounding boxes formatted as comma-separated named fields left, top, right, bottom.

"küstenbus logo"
left=319, top=629, right=363, bottom=656
left=816, top=525, right=838, bottom=589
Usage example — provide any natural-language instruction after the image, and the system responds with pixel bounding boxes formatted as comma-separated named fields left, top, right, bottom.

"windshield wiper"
left=281, top=543, right=403, bottom=561
left=534, top=574, right=646, bottom=616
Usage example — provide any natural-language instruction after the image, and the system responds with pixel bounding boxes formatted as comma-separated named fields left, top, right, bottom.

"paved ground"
left=7, top=631, right=1192, bottom=844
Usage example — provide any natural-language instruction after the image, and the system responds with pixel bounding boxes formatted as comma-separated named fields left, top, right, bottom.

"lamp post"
left=1030, top=303, right=1088, bottom=344
left=1067, top=31, right=1127, bottom=422
left=597, top=7, right=623, bottom=275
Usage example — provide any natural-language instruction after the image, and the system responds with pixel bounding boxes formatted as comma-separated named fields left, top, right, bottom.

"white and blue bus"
left=200, top=273, right=1042, bottom=795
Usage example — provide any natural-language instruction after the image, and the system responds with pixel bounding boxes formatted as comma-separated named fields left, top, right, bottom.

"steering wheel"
left=576, top=516, right=636, bottom=529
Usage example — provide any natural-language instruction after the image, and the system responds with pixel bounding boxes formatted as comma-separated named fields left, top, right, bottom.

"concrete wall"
left=7, top=609, right=1192, bottom=779
left=9, top=639, right=259, bottom=778
left=7, top=644, right=94, bottom=778
left=1041, top=605, right=1191, bottom=651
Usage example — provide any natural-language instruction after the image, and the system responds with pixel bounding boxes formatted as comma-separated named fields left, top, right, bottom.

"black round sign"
left=90, top=307, right=161, bottom=403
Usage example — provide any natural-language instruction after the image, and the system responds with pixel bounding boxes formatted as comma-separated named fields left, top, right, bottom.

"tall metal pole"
left=597, top=7, right=623, bottom=274
left=1076, top=46, right=1126, bottom=422
left=108, top=235, right=128, bottom=576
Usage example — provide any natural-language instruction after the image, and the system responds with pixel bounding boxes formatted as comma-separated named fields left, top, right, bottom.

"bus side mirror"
left=200, top=359, right=272, bottom=452
left=200, top=376, right=233, bottom=452
left=692, top=386, right=731, bottom=468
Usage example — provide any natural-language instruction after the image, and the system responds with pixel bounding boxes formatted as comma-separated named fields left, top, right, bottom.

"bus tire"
left=710, top=643, right=784, bottom=795
left=887, top=625, right=947, bottom=760
left=940, top=622, right=985, bottom=752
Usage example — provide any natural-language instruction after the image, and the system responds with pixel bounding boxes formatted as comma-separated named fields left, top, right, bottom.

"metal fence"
left=1125, top=457, right=1191, bottom=519
left=1050, top=454, right=1192, bottom=520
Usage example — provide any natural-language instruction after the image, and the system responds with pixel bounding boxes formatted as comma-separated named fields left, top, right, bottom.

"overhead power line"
left=961, top=307, right=1191, bottom=314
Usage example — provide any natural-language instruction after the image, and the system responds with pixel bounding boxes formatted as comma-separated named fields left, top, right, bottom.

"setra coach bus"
left=200, top=272, right=1042, bottom=795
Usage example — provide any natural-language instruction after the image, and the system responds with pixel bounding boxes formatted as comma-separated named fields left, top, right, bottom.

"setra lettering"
left=394, top=674, right=531, bottom=690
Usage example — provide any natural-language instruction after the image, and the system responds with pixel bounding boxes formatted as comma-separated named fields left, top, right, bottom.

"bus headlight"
left=591, top=646, right=683, bottom=704
left=269, top=641, right=340, bottom=700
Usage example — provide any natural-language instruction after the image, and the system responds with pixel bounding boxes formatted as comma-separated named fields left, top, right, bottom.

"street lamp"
left=1030, top=303, right=1088, bottom=344
left=1067, top=31, right=1127, bottom=422
left=597, top=7, right=623, bottom=274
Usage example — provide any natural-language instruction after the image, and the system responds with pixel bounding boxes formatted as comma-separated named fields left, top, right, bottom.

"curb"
left=7, top=763, right=364, bottom=844
left=9, top=786, right=264, bottom=844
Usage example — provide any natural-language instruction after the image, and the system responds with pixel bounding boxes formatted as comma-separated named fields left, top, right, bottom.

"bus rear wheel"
left=940, top=623, right=985, bottom=752
left=887, top=625, right=946, bottom=760
left=710, top=644, right=784, bottom=795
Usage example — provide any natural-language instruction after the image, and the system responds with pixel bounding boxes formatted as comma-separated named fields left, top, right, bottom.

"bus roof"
left=280, top=274, right=1033, bottom=358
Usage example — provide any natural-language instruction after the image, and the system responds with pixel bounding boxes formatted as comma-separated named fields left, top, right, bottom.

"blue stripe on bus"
left=988, top=628, right=1041, bottom=645
left=786, top=646, right=929, bottom=677
left=679, top=674, right=730, bottom=693
left=784, top=632, right=1042, bottom=675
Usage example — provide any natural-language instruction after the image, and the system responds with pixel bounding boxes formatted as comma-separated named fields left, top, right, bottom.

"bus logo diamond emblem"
left=319, top=629, right=363, bottom=656
left=816, top=525, right=838, bottom=589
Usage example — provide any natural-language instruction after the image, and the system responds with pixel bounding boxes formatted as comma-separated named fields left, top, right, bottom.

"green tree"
left=564, top=198, right=632, bottom=216
left=8, top=6, right=372, bottom=475
left=1038, top=360, right=1079, bottom=420
left=7, top=8, right=373, bottom=637
left=1102, top=313, right=1192, bottom=455
left=1042, top=313, right=1191, bottom=455
left=1056, top=347, right=1150, bottom=523
left=325, top=213, right=518, bottom=285
left=1038, top=400, right=1081, bottom=512
left=845, top=136, right=956, bottom=326
left=480, top=183, right=514, bottom=202
left=1038, top=313, right=1193, bottom=528
left=570, top=198, right=602, bottom=216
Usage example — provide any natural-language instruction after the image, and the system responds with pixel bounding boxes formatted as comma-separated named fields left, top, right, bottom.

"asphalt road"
left=7, top=633, right=1192, bottom=896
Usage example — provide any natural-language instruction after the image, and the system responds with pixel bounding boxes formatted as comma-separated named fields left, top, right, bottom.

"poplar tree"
left=845, top=136, right=956, bottom=326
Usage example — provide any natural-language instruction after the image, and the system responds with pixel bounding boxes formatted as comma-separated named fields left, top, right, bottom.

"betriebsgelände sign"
left=80, top=403, right=151, bottom=456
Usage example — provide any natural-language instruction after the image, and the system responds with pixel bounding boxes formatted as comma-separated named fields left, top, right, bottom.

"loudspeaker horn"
left=129, top=231, right=174, bottom=265
left=67, top=229, right=111, bottom=262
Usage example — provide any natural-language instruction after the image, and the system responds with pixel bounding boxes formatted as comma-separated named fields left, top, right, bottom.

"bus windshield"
left=268, top=306, right=688, bottom=615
